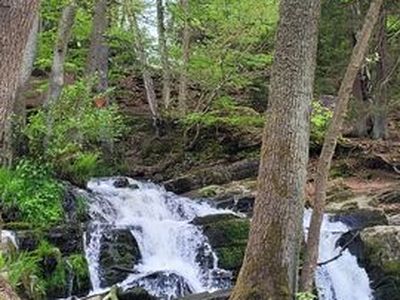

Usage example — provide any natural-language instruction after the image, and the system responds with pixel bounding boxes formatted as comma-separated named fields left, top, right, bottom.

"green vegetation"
left=24, top=79, right=126, bottom=185
left=0, top=160, right=64, bottom=227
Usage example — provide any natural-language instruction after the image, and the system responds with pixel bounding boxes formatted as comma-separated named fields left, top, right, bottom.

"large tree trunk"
left=372, top=8, right=388, bottom=140
left=12, top=14, right=40, bottom=160
left=126, top=2, right=159, bottom=124
left=299, top=0, right=384, bottom=292
left=178, top=0, right=190, bottom=115
left=0, top=0, right=40, bottom=166
left=86, top=0, right=109, bottom=95
left=229, top=1, right=321, bottom=299
left=86, top=0, right=113, bottom=159
left=156, top=0, right=171, bottom=109
left=44, top=1, right=77, bottom=108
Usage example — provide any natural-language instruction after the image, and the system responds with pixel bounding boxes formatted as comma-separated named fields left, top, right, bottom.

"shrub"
left=0, top=160, right=64, bottom=228
left=24, top=79, right=126, bottom=185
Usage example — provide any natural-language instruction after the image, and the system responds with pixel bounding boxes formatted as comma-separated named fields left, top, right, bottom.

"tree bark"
left=156, top=0, right=171, bottom=109
left=86, top=0, right=109, bottom=95
left=0, top=0, right=40, bottom=167
left=86, top=0, right=114, bottom=159
left=372, top=8, right=388, bottom=140
left=299, top=0, right=384, bottom=292
left=229, top=1, right=321, bottom=299
left=12, top=14, right=40, bottom=161
left=126, top=2, right=159, bottom=123
left=178, top=0, right=190, bottom=115
left=44, top=1, right=78, bottom=108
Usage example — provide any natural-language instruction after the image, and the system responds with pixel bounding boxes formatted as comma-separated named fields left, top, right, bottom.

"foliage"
left=181, top=96, right=264, bottom=129
left=296, top=292, right=317, bottom=300
left=0, top=252, right=46, bottom=299
left=24, top=79, right=126, bottom=184
left=0, top=160, right=64, bottom=227
left=310, top=101, right=333, bottom=146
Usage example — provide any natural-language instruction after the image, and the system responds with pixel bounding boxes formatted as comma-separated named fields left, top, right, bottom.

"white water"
left=84, top=178, right=232, bottom=299
left=83, top=178, right=373, bottom=300
left=304, top=211, right=373, bottom=300
left=1, top=230, right=18, bottom=249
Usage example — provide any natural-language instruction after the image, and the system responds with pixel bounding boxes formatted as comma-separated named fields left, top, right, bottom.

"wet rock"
left=98, top=228, right=141, bottom=287
left=117, top=287, right=156, bottom=300
left=62, top=184, right=89, bottom=223
left=178, top=289, right=231, bottom=300
left=164, top=159, right=259, bottom=194
left=47, top=225, right=84, bottom=255
left=113, top=177, right=130, bottom=188
left=193, top=214, right=250, bottom=280
left=330, top=209, right=388, bottom=230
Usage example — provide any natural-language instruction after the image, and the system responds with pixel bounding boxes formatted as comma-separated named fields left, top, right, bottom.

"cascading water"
left=304, top=211, right=373, bottom=300
left=83, top=178, right=232, bottom=299
left=82, top=178, right=374, bottom=300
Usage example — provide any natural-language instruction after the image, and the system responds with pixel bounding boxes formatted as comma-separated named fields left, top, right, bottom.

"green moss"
left=383, top=261, right=400, bottom=275
left=216, top=242, right=247, bottom=271
left=67, top=254, right=90, bottom=289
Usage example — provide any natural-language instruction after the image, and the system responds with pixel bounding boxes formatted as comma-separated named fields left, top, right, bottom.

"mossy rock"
left=193, top=214, right=250, bottom=278
left=360, top=226, right=400, bottom=300
left=98, top=228, right=141, bottom=288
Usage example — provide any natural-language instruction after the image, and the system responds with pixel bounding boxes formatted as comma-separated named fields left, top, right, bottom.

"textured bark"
left=178, top=0, right=190, bottom=115
left=44, top=1, right=78, bottom=107
left=229, top=1, right=321, bottom=299
left=157, top=0, right=171, bottom=109
left=372, top=9, right=388, bottom=140
left=126, top=3, right=159, bottom=122
left=86, top=0, right=109, bottom=95
left=86, top=0, right=113, bottom=158
left=0, top=0, right=40, bottom=166
left=300, top=0, right=384, bottom=292
left=12, top=14, right=40, bottom=160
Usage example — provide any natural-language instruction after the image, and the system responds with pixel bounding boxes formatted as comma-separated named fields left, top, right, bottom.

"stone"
left=360, top=226, right=400, bottom=300
left=330, top=209, right=388, bottom=230
left=388, top=214, right=400, bottom=225
left=113, top=177, right=130, bottom=188
left=117, top=287, right=156, bottom=300
left=193, top=214, right=250, bottom=280
left=178, top=289, right=231, bottom=300
left=98, top=228, right=141, bottom=287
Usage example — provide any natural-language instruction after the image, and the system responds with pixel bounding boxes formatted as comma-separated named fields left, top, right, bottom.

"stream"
left=80, top=177, right=373, bottom=299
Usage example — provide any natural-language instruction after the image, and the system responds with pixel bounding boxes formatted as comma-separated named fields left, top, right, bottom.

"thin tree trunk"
left=229, top=1, right=321, bottom=299
left=0, top=0, right=40, bottom=167
left=86, top=0, right=109, bottom=95
left=372, top=8, right=388, bottom=140
left=299, top=0, right=384, bottom=292
left=44, top=1, right=78, bottom=108
left=178, top=0, right=190, bottom=115
left=126, top=2, right=159, bottom=123
left=44, top=1, right=77, bottom=147
left=156, top=0, right=171, bottom=109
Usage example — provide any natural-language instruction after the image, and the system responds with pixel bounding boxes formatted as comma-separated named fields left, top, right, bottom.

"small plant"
left=311, top=100, right=333, bottom=146
left=296, top=292, right=317, bottom=300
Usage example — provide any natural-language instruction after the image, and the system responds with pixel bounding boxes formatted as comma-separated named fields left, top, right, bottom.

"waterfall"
left=304, top=211, right=373, bottom=300
left=84, top=178, right=232, bottom=299
left=83, top=178, right=373, bottom=300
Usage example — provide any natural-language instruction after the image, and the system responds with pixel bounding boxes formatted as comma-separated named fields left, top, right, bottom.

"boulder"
left=388, top=214, right=400, bottom=225
left=164, top=159, right=259, bottom=194
left=360, top=226, right=400, bottom=300
left=330, top=209, right=388, bottom=230
left=117, top=287, right=156, bottom=300
left=98, top=228, right=141, bottom=287
left=193, top=214, right=250, bottom=280
left=113, top=177, right=130, bottom=188
left=178, top=289, right=231, bottom=300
